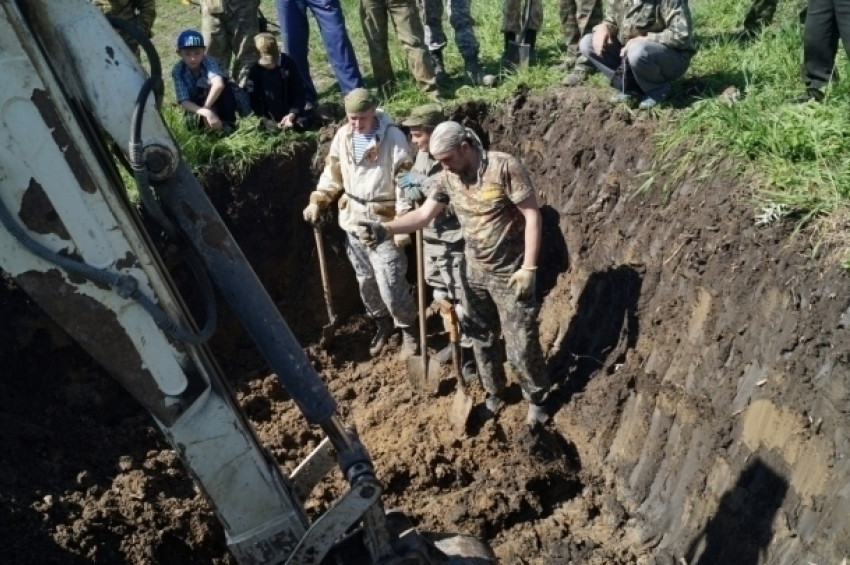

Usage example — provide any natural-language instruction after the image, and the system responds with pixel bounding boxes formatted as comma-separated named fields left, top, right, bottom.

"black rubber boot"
left=525, top=29, right=538, bottom=65
left=369, top=316, right=394, bottom=357
left=501, top=32, right=517, bottom=66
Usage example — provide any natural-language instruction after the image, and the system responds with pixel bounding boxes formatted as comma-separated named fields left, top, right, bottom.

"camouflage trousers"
left=427, top=250, right=472, bottom=347
left=345, top=232, right=417, bottom=328
left=460, top=260, right=550, bottom=404
left=419, top=0, right=480, bottom=62
left=502, top=0, right=543, bottom=33
left=201, top=0, right=260, bottom=86
left=559, top=0, right=601, bottom=70
left=360, top=0, right=438, bottom=93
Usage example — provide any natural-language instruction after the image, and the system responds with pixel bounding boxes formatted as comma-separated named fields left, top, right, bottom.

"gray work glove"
left=507, top=266, right=537, bottom=301
left=303, top=203, right=321, bottom=224
left=356, top=220, right=391, bottom=249
left=398, top=171, right=427, bottom=202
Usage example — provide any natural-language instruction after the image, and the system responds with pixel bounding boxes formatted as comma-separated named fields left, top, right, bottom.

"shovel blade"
left=517, top=44, right=530, bottom=69
left=407, top=356, right=440, bottom=395
left=449, top=387, right=474, bottom=431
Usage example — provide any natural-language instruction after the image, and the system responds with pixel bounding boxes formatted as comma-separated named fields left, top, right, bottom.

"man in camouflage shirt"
left=357, top=121, right=551, bottom=428
left=200, top=0, right=261, bottom=87
left=578, top=0, right=695, bottom=109
left=92, top=0, right=156, bottom=55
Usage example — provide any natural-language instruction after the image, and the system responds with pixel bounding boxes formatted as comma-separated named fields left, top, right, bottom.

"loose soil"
left=2, top=86, right=848, bottom=564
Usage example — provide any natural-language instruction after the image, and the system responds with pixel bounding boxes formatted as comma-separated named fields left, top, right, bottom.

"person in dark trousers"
left=245, top=33, right=314, bottom=131
left=275, top=0, right=364, bottom=114
left=171, top=29, right=251, bottom=132
left=793, top=0, right=850, bottom=102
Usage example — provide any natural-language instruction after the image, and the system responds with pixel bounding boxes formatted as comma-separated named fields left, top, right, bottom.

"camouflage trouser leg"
left=502, top=0, right=543, bottom=33
left=559, top=0, right=602, bottom=71
left=448, top=0, right=481, bottom=62
left=345, top=232, right=417, bottom=327
left=743, top=0, right=778, bottom=32
left=361, top=0, right=396, bottom=88
left=202, top=0, right=260, bottom=85
left=389, top=0, right=438, bottom=92
left=421, top=0, right=448, bottom=52
left=460, top=262, right=550, bottom=404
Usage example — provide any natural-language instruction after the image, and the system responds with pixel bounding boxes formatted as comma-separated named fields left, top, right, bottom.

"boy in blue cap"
left=171, top=29, right=250, bottom=132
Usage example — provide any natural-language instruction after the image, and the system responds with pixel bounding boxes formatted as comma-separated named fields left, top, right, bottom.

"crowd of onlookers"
left=94, top=0, right=850, bottom=131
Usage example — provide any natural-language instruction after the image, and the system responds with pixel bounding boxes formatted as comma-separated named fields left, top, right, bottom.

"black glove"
left=356, top=220, right=391, bottom=249
left=398, top=171, right=427, bottom=202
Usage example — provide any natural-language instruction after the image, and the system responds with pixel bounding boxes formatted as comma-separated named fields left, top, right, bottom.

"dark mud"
left=2, top=86, right=849, bottom=564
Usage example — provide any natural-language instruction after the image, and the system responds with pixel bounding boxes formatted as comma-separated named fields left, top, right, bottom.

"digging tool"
left=314, top=226, right=337, bottom=348
left=407, top=224, right=440, bottom=394
left=440, top=300, right=473, bottom=431
left=504, top=0, right=533, bottom=69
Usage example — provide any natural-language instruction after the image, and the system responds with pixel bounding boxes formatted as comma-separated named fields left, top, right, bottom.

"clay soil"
left=1, top=87, right=846, bottom=564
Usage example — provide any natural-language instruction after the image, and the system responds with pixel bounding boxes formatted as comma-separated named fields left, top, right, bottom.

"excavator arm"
left=0, top=1, right=493, bottom=563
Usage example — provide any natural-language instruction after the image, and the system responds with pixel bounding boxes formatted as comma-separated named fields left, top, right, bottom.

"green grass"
left=644, top=0, right=850, bottom=231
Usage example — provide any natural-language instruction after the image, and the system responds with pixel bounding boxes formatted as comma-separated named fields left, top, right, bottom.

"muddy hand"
left=508, top=266, right=537, bottom=301
left=356, top=220, right=390, bottom=249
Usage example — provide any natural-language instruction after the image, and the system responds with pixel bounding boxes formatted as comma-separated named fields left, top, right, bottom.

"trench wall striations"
left=474, top=91, right=850, bottom=563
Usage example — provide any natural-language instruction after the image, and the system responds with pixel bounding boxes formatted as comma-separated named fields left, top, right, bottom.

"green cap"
left=344, top=88, right=379, bottom=113
left=401, top=103, right=445, bottom=128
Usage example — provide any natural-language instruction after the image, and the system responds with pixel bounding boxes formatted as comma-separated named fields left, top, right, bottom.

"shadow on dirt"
left=685, top=457, right=788, bottom=564
left=547, top=264, right=642, bottom=411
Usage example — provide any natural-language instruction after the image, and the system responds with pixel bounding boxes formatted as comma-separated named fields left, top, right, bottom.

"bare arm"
left=516, top=193, right=542, bottom=269
left=384, top=197, right=445, bottom=233
left=203, top=75, right=225, bottom=108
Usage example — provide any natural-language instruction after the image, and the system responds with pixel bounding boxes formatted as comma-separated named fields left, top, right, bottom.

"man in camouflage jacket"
left=578, top=0, right=695, bottom=109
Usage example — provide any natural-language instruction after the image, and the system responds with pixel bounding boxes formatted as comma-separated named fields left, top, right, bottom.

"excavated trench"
left=2, top=87, right=849, bottom=565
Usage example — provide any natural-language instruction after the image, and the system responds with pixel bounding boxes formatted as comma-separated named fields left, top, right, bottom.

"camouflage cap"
left=401, top=103, right=444, bottom=128
left=254, top=33, right=280, bottom=66
left=344, top=88, right=379, bottom=114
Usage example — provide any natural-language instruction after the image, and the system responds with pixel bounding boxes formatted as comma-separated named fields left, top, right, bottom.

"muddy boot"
left=526, top=403, right=548, bottom=426
left=399, top=326, right=419, bottom=361
left=482, top=394, right=504, bottom=420
left=369, top=316, right=394, bottom=357
left=500, top=32, right=517, bottom=67
left=554, top=50, right=579, bottom=72
left=464, top=57, right=496, bottom=87
left=431, top=48, right=448, bottom=84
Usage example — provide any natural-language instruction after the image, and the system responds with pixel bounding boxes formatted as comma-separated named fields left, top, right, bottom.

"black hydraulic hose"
left=129, top=75, right=217, bottom=344
left=0, top=195, right=212, bottom=345
left=106, top=16, right=161, bottom=81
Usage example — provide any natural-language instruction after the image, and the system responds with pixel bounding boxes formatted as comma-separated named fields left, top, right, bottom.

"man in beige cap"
left=398, top=104, right=476, bottom=379
left=357, top=121, right=551, bottom=428
left=303, top=89, right=419, bottom=360
left=360, top=0, right=442, bottom=100
left=245, top=33, right=312, bottom=131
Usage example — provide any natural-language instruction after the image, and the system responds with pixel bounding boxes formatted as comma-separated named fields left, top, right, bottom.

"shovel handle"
left=416, top=206, right=429, bottom=369
left=314, top=226, right=336, bottom=325
left=519, top=0, right=533, bottom=43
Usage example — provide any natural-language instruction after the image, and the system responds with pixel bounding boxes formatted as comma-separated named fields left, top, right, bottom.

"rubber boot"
left=431, top=48, right=448, bottom=84
left=369, top=316, right=394, bottom=357
left=399, top=326, right=419, bottom=361
left=460, top=346, right=477, bottom=383
left=463, top=56, right=496, bottom=87
left=501, top=32, right=517, bottom=66
left=526, top=402, right=548, bottom=426
left=483, top=394, right=504, bottom=420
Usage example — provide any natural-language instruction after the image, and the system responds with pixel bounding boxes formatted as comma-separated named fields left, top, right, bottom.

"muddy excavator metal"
left=0, top=1, right=494, bottom=563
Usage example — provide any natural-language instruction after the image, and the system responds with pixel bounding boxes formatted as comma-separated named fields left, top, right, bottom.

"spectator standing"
left=245, top=33, right=314, bottom=131
left=360, top=0, right=442, bottom=100
left=501, top=0, right=542, bottom=65
left=275, top=0, right=364, bottom=110
left=200, top=0, right=261, bottom=86
left=92, top=0, right=156, bottom=56
left=559, top=0, right=603, bottom=86
left=420, top=0, right=496, bottom=86
left=792, top=0, right=850, bottom=102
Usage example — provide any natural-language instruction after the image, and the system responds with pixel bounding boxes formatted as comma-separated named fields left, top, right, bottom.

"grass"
left=144, top=0, right=850, bottom=252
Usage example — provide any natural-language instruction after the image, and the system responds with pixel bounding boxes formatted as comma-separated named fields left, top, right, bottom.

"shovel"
left=504, top=0, right=533, bottom=70
left=313, top=226, right=337, bottom=348
left=440, top=300, right=473, bottom=431
left=407, top=225, right=440, bottom=394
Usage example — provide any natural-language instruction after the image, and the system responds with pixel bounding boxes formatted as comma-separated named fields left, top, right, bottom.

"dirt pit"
left=2, top=87, right=849, bottom=565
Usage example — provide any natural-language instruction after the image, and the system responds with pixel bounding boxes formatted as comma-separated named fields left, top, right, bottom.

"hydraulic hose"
left=106, top=16, right=162, bottom=85
left=0, top=194, right=212, bottom=345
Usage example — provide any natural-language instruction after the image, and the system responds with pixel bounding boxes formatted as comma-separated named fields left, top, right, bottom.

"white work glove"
left=507, top=266, right=537, bottom=301
left=394, top=233, right=412, bottom=247
left=303, top=203, right=321, bottom=224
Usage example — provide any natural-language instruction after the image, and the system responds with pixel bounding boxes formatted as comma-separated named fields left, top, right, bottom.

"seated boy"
left=245, top=33, right=314, bottom=132
left=171, top=29, right=250, bottom=132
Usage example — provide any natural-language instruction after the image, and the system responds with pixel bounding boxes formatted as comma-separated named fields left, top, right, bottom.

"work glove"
left=394, top=233, right=412, bottom=247
left=398, top=171, right=427, bottom=202
left=303, top=203, right=321, bottom=224
left=507, top=266, right=537, bottom=301
left=356, top=220, right=391, bottom=249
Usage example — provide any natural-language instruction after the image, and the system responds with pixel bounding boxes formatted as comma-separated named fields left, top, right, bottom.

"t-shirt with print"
left=429, top=151, right=533, bottom=276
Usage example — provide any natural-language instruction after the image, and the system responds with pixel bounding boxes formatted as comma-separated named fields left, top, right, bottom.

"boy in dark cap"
left=245, top=33, right=314, bottom=131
